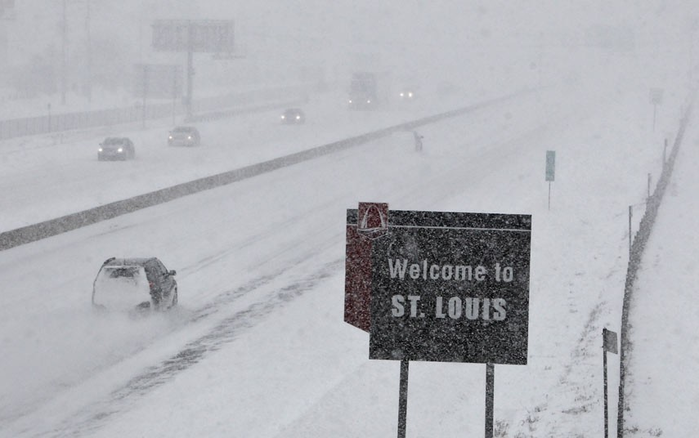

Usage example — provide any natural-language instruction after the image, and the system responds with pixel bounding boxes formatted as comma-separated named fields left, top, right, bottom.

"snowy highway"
left=0, top=52, right=696, bottom=437
left=0, top=89, right=489, bottom=233
left=0, top=85, right=549, bottom=429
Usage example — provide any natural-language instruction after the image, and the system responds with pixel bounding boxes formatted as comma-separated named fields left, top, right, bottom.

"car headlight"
left=400, top=92, right=404, bottom=97
left=187, top=135, right=192, bottom=139
left=98, top=148, right=103, bottom=152
left=348, top=100, right=353, bottom=104
left=168, top=135, right=173, bottom=140
left=408, top=92, right=413, bottom=98
left=367, top=99, right=371, bottom=104
left=117, top=148, right=123, bottom=152
left=281, top=115, right=285, bottom=119
left=296, top=115, right=300, bottom=120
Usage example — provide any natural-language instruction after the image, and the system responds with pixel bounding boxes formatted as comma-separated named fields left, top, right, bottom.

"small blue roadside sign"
left=545, top=151, right=556, bottom=182
left=649, top=88, right=664, bottom=105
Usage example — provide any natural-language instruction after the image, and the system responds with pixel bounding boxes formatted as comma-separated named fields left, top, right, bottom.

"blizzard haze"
left=0, top=1, right=698, bottom=438
left=4, top=1, right=696, bottom=101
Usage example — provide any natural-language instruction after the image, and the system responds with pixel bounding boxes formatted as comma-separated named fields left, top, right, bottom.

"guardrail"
left=616, top=90, right=696, bottom=437
left=0, top=85, right=308, bottom=140
left=186, top=97, right=309, bottom=124
left=0, top=89, right=529, bottom=251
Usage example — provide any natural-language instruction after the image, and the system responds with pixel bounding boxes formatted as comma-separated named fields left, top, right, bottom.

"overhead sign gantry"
left=152, top=19, right=235, bottom=118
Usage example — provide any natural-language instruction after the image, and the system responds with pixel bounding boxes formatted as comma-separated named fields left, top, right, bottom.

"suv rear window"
left=106, top=266, right=140, bottom=279
left=93, top=265, right=150, bottom=310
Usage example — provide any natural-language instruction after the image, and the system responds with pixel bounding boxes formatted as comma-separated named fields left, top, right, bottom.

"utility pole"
left=142, top=65, right=148, bottom=128
left=85, top=0, right=92, bottom=103
left=61, top=0, right=67, bottom=105
left=186, top=20, right=194, bottom=119
left=0, top=3, right=8, bottom=72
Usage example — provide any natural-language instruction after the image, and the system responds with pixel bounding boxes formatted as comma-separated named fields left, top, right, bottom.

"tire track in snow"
left=24, top=258, right=344, bottom=438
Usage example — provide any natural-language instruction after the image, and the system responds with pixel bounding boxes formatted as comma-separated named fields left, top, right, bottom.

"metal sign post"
left=602, top=329, right=618, bottom=438
left=545, top=150, right=556, bottom=210
left=397, top=358, right=409, bottom=438
left=485, top=363, right=495, bottom=438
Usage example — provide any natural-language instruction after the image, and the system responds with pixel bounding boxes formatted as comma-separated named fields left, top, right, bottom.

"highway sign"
left=545, top=150, right=556, bottom=182
left=345, top=205, right=532, bottom=364
left=649, top=88, right=664, bottom=105
left=152, top=20, right=235, bottom=53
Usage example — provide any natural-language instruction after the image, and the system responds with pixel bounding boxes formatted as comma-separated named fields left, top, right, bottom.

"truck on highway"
left=348, top=72, right=392, bottom=110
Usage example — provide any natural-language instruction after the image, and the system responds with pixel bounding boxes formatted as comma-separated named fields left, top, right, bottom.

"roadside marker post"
left=603, top=328, right=619, bottom=438
left=545, top=150, right=556, bottom=210
left=628, top=205, right=633, bottom=258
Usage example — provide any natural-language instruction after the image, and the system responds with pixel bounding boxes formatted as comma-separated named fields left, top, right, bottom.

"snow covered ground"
left=0, top=49, right=696, bottom=438
left=624, top=104, right=699, bottom=436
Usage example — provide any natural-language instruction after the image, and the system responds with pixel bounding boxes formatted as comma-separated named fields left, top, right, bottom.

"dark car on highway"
left=92, top=257, right=178, bottom=313
left=98, top=137, right=135, bottom=161
left=281, top=108, right=305, bottom=124
left=168, top=126, right=201, bottom=147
